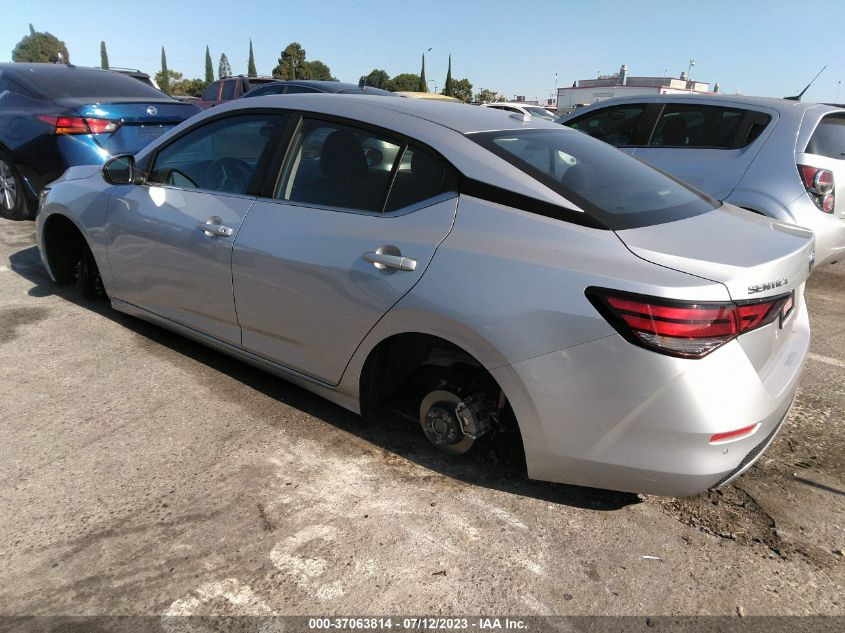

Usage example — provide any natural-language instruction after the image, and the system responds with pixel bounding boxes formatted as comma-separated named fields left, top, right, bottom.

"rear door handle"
left=197, top=217, right=233, bottom=238
left=363, top=251, right=417, bottom=272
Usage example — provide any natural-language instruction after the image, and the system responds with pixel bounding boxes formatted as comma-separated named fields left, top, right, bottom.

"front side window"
left=649, top=104, right=744, bottom=148
left=148, top=114, right=285, bottom=194
left=201, top=82, right=219, bottom=101
left=470, top=128, right=718, bottom=229
left=567, top=104, right=647, bottom=146
left=276, top=119, right=452, bottom=212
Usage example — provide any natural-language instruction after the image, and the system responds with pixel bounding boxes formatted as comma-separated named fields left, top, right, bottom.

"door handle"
left=197, top=218, right=233, bottom=238
left=363, top=250, right=417, bottom=272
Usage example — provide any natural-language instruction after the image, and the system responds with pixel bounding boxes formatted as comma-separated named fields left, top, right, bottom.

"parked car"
left=480, top=102, right=557, bottom=121
left=36, top=95, right=813, bottom=496
left=396, top=92, right=462, bottom=102
left=241, top=80, right=396, bottom=98
left=106, top=67, right=159, bottom=90
left=557, top=94, right=845, bottom=266
left=197, top=76, right=282, bottom=109
left=0, top=63, right=201, bottom=220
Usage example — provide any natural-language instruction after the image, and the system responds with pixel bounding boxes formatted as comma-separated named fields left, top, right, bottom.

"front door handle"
left=197, top=216, right=233, bottom=238
left=363, top=250, right=417, bottom=272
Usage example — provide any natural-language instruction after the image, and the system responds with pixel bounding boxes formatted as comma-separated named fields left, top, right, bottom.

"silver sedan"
left=36, top=95, right=814, bottom=496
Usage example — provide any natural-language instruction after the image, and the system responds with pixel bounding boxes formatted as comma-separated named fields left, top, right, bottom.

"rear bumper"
left=788, top=195, right=845, bottom=267
left=491, top=297, right=810, bottom=497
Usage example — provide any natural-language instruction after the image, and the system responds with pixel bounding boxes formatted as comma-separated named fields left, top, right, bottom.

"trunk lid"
left=65, top=100, right=200, bottom=155
left=615, top=204, right=815, bottom=302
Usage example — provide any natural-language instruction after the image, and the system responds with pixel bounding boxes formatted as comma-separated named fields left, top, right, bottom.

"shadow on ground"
left=8, top=245, right=640, bottom=512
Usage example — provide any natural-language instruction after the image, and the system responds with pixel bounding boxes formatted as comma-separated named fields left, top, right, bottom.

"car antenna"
left=784, top=65, right=827, bottom=101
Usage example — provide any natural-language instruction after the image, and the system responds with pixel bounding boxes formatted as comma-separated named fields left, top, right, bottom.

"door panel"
left=106, top=185, right=254, bottom=345
left=232, top=197, right=458, bottom=384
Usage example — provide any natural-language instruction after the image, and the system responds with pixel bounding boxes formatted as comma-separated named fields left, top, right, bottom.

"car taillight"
left=586, top=288, right=792, bottom=359
left=798, top=164, right=835, bottom=213
left=37, top=115, right=120, bottom=135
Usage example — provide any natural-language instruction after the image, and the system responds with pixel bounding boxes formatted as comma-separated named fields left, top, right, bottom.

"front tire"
left=77, top=247, right=106, bottom=300
left=0, top=152, right=33, bottom=221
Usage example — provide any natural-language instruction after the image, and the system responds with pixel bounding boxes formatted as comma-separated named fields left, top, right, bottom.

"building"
left=556, top=64, right=717, bottom=113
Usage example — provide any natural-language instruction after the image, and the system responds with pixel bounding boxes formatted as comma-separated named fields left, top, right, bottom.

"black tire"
left=77, top=247, right=106, bottom=300
left=0, top=151, right=34, bottom=221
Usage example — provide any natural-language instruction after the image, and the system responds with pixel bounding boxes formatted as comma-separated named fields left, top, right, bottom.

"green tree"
left=12, top=26, right=69, bottom=63
left=155, top=69, right=182, bottom=92
left=218, top=53, right=232, bottom=79
left=176, top=78, right=208, bottom=97
left=300, top=60, right=335, bottom=81
left=247, top=40, right=257, bottom=77
left=442, top=54, right=454, bottom=97
left=159, top=47, right=171, bottom=94
left=272, top=42, right=306, bottom=80
left=473, top=88, right=502, bottom=103
left=359, top=69, right=391, bottom=90
left=204, top=46, right=214, bottom=83
left=391, top=73, right=422, bottom=92
left=418, top=54, right=427, bottom=92
left=450, top=78, right=473, bottom=102
left=100, top=41, right=109, bottom=69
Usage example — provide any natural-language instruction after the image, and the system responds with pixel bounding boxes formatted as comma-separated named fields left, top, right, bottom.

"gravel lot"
left=0, top=216, right=843, bottom=618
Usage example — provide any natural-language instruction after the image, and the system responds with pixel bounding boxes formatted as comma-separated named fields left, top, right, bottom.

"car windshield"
left=12, top=68, right=166, bottom=100
left=524, top=107, right=555, bottom=120
left=469, top=128, right=719, bottom=229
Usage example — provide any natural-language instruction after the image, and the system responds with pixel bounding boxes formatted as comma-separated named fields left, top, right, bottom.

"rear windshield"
left=806, top=114, right=845, bottom=159
left=469, top=128, right=719, bottom=230
left=9, top=67, right=166, bottom=100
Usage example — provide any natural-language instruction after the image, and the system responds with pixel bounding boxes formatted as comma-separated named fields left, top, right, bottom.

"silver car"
left=36, top=95, right=814, bottom=496
left=557, top=94, right=845, bottom=267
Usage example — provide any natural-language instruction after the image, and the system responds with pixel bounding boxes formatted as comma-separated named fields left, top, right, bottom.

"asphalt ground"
left=0, top=216, right=843, bottom=620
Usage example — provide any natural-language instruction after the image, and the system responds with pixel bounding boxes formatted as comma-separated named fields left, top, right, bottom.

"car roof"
left=561, top=92, right=843, bottom=115
left=221, top=93, right=561, bottom=134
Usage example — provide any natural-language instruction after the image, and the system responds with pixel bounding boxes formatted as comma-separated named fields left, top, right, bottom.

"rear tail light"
left=37, top=115, right=120, bottom=135
left=586, top=288, right=793, bottom=359
left=798, top=164, right=835, bottom=213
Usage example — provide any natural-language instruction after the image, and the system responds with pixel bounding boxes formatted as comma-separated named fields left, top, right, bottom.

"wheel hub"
left=0, top=160, right=17, bottom=211
left=419, top=390, right=475, bottom=456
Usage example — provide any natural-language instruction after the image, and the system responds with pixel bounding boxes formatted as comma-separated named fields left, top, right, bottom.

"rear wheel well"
left=42, top=215, right=90, bottom=283
left=359, top=333, right=524, bottom=464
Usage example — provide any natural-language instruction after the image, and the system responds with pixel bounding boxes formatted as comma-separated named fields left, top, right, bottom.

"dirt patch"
left=0, top=306, right=50, bottom=344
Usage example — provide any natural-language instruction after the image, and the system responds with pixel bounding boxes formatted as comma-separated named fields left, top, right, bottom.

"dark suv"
left=197, top=76, right=278, bottom=109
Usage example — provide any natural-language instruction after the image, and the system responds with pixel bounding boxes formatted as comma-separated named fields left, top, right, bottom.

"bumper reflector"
left=710, top=423, right=760, bottom=445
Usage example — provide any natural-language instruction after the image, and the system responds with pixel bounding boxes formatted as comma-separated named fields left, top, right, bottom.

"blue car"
left=0, top=63, right=201, bottom=220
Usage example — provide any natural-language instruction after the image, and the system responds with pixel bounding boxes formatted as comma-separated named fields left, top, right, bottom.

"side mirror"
left=102, top=154, right=137, bottom=185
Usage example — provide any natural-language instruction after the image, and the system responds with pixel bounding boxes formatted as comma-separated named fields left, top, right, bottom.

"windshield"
left=469, top=128, right=719, bottom=229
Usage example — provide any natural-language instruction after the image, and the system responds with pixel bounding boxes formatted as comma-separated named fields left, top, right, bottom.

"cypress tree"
left=100, top=41, right=109, bottom=69
left=160, top=47, right=170, bottom=94
left=443, top=54, right=453, bottom=96
left=247, top=40, right=257, bottom=77
left=205, top=46, right=214, bottom=83
left=419, top=54, right=427, bottom=92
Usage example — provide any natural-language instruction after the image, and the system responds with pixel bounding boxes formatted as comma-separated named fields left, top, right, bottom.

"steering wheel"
left=207, top=157, right=253, bottom=194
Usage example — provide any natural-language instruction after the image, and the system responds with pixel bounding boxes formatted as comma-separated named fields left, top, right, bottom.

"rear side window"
left=220, top=80, right=237, bottom=100
left=276, top=119, right=453, bottom=212
left=469, top=128, right=718, bottom=230
left=649, top=104, right=744, bottom=148
left=806, top=114, right=845, bottom=159
left=567, top=104, right=647, bottom=146
left=285, top=85, right=320, bottom=94
left=148, top=114, right=286, bottom=194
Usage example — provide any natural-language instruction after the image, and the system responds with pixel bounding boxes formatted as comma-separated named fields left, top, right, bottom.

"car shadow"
left=9, top=245, right=640, bottom=511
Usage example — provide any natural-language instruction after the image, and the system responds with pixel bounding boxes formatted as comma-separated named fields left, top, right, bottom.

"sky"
left=3, top=0, right=845, bottom=103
